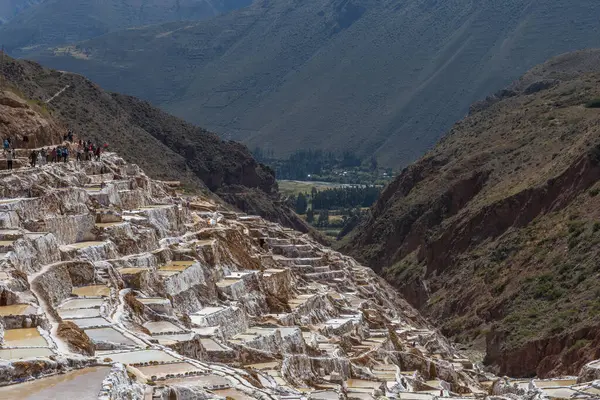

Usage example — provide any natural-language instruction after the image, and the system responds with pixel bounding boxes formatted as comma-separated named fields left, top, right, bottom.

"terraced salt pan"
left=0, top=366, right=110, bottom=399
left=136, top=362, right=199, bottom=378
left=136, top=297, right=170, bottom=305
left=58, top=308, right=101, bottom=319
left=156, top=333, right=194, bottom=345
left=84, top=327, right=136, bottom=345
left=72, top=285, right=110, bottom=297
left=540, top=387, right=579, bottom=398
left=58, top=298, right=104, bottom=309
left=101, top=349, right=177, bottom=364
left=346, top=379, right=382, bottom=389
left=0, top=303, right=37, bottom=316
left=212, top=388, right=255, bottom=400
left=200, top=338, right=229, bottom=351
left=0, top=347, right=54, bottom=360
left=143, top=320, right=184, bottom=334
left=66, top=317, right=110, bottom=329
left=3, top=328, right=48, bottom=347
left=161, top=374, right=230, bottom=388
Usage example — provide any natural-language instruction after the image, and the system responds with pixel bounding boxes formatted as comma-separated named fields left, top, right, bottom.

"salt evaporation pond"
left=0, top=366, right=110, bottom=399
left=100, top=349, right=177, bottom=364
left=67, top=317, right=110, bottom=329
left=137, top=362, right=199, bottom=378
left=0, top=304, right=36, bottom=316
left=0, top=347, right=53, bottom=360
left=143, top=320, right=182, bottom=334
left=58, top=298, right=104, bottom=310
left=3, top=328, right=48, bottom=347
left=58, top=308, right=101, bottom=319
left=72, top=285, right=110, bottom=297
left=84, top=327, right=136, bottom=345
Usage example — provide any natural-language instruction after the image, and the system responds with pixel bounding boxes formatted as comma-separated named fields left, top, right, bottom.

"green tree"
left=370, top=156, right=378, bottom=171
left=306, top=208, right=315, bottom=223
left=317, top=209, right=329, bottom=227
left=295, top=193, right=308, bottom=214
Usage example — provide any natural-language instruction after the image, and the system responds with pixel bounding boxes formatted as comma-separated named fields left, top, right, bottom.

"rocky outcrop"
left=57, top=321, right=95, bottom=356
left=0, top=90, right=63, bottom=149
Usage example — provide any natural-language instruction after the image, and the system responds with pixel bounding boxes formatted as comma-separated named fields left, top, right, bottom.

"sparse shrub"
left=585, top=98, right=600, bottom=108
left=593, top=222, right=600, bottom=233
left=589, top=188, right=600, bottom=197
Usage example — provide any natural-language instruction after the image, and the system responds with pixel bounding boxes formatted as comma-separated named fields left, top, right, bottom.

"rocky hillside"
left=29, top=0, right=600, bottom=167
left=0, top=56, right=313, bottom=234
left=342, top=49, right=600, bottom=378
left=0, top=0, right=252, bottom=52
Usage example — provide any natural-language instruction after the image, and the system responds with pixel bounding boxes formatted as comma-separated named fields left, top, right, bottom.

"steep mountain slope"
left=31, top=0, right=600, bottom=167
left=342, top=49, right=600, bottom=378
left=0, top=0, right=252, bottom=52
left=0, top=55, right=313, bottom=233
left=0, top=0, right=43, bottom=24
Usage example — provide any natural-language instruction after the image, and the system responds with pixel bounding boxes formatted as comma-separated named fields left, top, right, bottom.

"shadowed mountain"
left=0, top=0, right=252, bottom=52
left=28, top=0, right=600, bottom=168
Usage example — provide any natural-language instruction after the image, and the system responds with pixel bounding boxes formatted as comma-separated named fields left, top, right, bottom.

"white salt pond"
left=144, top=320, right=184, bottom=334
left=3, top=328, right=48, bottom=347
left=58, top=308, right=101, bottom=319
left=161, top=374, right=230, bottom=388
left=200, top=338, right=229, bottom=351
left=156, top=333, right=193, bottom=345
left=66, top=317, right=110, bottom=329
left=0, top=366, right=110, bottom=399
left=58, top=298, right=104, bottom=310
left=0, top=347, right=54, bottom=360
left=100, top=349, right=177, bottom=364
left=137, top=362, right=199, bottom=378
left=84, top=327, right=136, bottom=345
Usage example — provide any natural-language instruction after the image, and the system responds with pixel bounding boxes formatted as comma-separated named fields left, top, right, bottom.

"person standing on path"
left=29, top=150, right=37, bottom=167
left=6, top=149, right=14, bottom=170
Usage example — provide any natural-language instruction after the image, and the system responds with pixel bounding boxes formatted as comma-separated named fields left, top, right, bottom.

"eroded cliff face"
left=0, top=147, right=567, bottom=399
left=342, top=49, right=600, bottom=377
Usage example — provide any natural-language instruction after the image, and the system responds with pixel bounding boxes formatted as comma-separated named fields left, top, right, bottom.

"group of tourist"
left=2, top=133, right=109, bottom=170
